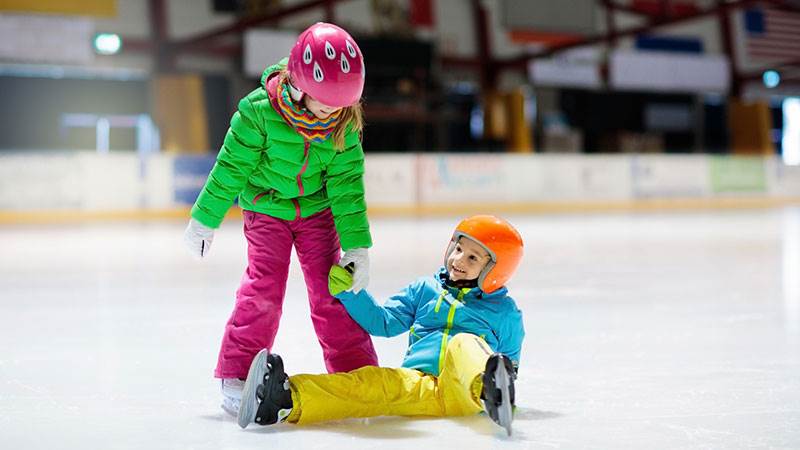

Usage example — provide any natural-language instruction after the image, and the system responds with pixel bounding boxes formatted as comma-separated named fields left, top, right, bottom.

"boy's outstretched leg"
left=238, top=349, right=293, bottom=429
left=482, top=353, right=516, bottom=436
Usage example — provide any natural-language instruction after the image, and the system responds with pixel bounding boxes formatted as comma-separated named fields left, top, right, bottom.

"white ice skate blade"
left=237, top=349, right=269, bottom=429
left=494, top=360, right=513, bottom=436
left=221, top=398, right=239, bottom=417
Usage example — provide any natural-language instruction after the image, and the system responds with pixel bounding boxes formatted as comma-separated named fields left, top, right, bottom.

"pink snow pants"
left=214, top=209, right=378, bottom=379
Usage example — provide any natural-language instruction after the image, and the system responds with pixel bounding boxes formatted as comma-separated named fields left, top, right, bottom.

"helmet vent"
left=303, top=44, right=313, bottom=64
left=346, top=40, right=357, bottom=58
left=313, top=62, right=324, bottom=82
left=324, top=41, right=336, bottom=60
left=340, top=53, right=351, bottom=73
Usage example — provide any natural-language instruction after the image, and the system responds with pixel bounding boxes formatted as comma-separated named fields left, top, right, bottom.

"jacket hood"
left=260, top=58, right=288, bottom=93
left=262, top=58, right=288, bottom=109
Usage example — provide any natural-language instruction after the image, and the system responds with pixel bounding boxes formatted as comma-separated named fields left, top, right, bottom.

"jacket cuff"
left=339, top=234, right=372, bottom=251
left=190, top=204, right=223, bottom=229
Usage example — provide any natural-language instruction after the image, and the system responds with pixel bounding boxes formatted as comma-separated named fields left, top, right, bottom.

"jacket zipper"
left=293, top=140, right=311, bottom=220
left=253, top=189, right=274, bottom=204
left=437, top=288, right=468, bottom=373
left=433, top=290, right=447, bottom=313
left=297, top=140, right=310, bottom=196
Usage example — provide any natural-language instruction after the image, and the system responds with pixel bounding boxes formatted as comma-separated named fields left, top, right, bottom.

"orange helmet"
left=444, top=215, right=524, bottom=293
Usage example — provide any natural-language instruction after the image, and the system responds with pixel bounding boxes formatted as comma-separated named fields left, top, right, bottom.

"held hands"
left=338, top=247, right=369, bottom=294
left=328, top=265, right=354, bottom=296
left=183, top=218, right=215, bottom=259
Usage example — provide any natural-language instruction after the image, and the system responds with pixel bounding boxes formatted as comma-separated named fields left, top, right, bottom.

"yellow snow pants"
left=285, top=333, right=493, bottom=425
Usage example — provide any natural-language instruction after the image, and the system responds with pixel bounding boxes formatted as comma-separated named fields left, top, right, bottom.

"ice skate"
left=237, top=349, right=293, bottom=429
left=220, top=378, right=244, bottom=416
left=237, top=349, right=269, bottom=428
left=482, top=353, right=515, bottom=436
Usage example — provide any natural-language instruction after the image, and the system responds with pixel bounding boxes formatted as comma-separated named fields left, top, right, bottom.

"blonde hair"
left=278, top=69, right=364, bottom=151
left=331, top=102, right=363, bottom=151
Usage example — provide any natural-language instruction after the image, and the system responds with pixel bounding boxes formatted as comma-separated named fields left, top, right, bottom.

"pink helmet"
left=287, top=22, right=365, bottom=108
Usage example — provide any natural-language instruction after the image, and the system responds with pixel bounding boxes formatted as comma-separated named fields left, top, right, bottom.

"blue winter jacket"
left=336, top=268, right=525, bottom=376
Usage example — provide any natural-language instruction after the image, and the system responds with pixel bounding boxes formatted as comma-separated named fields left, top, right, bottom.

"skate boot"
left=237, top=349, right=293, bottom=429
left=481, top=353, right=516, bottom=436
left=220, top=378, right=244, bottom=416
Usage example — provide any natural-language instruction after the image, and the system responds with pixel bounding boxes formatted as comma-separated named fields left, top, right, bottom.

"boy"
left=237, top=215, right=525, bottom=435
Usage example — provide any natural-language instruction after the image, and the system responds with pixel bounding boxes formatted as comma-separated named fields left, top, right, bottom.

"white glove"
left=339, top=247, right=369, bottom=294
left=183, top=218, right=215, bottom=259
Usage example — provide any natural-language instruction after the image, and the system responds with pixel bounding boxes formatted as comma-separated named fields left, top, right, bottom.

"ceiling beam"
left=760, top=0, right=800, bottom=11
left=498, top=0, right=762, bottom=71
left=741, top=57, right=800, bottom=80
left=171, top=0, right=348, bottom=52
left=121, top=0, right=349, bottom=60
left=600, top=0, right=659, bottom=17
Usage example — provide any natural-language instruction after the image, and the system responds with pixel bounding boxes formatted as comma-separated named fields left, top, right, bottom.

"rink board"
left=1, top=152, right=800, bottom=217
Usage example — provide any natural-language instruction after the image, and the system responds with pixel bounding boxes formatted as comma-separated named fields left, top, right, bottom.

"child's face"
left=303, top=95, right=342, bottom=120
left=447, top=237, right=491, bottom=282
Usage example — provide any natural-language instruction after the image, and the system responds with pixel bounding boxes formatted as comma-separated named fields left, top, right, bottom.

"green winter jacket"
left=190, top=60, right=371, bottom=250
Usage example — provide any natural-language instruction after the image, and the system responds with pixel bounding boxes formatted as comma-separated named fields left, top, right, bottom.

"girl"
left=183, top=22, right=378, bottom=415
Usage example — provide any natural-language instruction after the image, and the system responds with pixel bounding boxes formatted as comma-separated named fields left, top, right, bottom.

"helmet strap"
left=447, top=278, right=478, bottom=289
left=287, top=79, right=304, bottom=102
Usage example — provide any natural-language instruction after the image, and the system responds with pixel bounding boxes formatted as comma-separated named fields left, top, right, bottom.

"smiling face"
left=446, top=236, right=492, bottom=282
left=303, top=95, right=342, bottom=120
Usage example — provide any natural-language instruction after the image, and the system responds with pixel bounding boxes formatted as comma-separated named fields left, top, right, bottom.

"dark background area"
left=0, top=76, right=148, bottom=150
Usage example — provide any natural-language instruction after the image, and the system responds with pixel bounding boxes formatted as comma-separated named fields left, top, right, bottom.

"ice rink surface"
left=2, top=208, right=799, bottom=449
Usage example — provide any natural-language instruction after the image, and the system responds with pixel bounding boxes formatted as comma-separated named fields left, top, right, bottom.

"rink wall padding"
left=1, top=152, right=799, bottom=223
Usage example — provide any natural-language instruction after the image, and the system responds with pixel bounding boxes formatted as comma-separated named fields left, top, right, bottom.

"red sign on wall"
left=410, top=0, right=435, bottom=27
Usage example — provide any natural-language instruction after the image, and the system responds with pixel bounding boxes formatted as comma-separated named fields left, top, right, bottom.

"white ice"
left=2, top=208, right=799, bottom=449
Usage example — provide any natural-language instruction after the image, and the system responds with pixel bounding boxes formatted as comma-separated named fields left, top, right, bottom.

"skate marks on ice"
left=511, top=406, right=563, bottom=421
left=227, top=407, right=563, bottom=441
left=449, top=408, right=564, bottom=441
left=239, top=416, right=434, bottom=439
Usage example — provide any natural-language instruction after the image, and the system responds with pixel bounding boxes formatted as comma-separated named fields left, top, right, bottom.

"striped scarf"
left=275, top=81, right=341, bottom=143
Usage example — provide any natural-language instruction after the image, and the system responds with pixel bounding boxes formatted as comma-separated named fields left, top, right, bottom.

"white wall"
left=94, top=0, right=150, bottom=39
